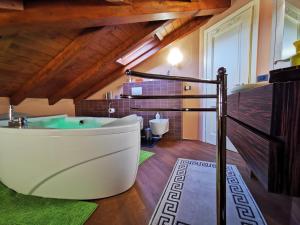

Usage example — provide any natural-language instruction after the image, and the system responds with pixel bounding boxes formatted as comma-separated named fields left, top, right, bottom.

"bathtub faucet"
left=8, top=105, right=28, bottom=128
left=9, top=105, right=14, bottom=121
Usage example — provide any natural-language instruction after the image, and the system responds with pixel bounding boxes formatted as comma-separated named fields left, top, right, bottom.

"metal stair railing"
left=121, top=67, right=227, bottom=225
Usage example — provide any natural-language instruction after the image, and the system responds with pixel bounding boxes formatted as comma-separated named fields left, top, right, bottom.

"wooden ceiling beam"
left=74, top=16, right=211, bottom=102
left=0, top=0, right=230, bottom=35
left=116, top=19, right=175, bottom=63
left=116, top=37, right=159, bottom=65
left=73, top=46, right=160, bottom=103
left=48, top=21, right=166, bottom=105
left=9, top=27, right=104, bottom=105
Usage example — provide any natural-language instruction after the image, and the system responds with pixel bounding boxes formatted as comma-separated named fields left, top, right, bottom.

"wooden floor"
left=86, top=140, right=298, bottom=225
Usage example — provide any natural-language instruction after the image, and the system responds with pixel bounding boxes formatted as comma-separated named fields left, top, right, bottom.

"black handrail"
left=126, top=70, right=220, bottom=84
left=131, top=107, right=216, bottom=112
left=120, top=94, right=217, bottom=99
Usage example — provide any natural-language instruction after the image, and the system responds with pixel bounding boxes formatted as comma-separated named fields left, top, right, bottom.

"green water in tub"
left=29, top=117, right=101, bottom=129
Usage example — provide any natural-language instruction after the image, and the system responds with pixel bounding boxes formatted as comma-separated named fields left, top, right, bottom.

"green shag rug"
left=0, top=182, right=97, bottom=225
left=0, top=149, right=154, bottom=225
left=139, top=149, right=155, bottom=165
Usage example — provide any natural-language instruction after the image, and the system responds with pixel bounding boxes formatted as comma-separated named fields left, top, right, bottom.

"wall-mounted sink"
left=149, top=119, right=169, bottom=137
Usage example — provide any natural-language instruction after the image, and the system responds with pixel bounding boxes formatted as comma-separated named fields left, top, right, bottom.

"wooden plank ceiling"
left=0, top=0, right=231, bottom=105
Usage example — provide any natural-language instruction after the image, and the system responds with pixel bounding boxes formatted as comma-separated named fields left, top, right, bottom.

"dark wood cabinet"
left=227, top=117, right=283, bottom=192
left=228, top=84, right=274, bottom=135
left=227, top=67, right=300, bottom=197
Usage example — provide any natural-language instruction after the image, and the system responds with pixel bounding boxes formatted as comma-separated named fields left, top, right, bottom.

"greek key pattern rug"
left=149, top=159, right=267, bottom=225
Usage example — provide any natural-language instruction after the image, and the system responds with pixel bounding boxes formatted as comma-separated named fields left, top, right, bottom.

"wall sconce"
left=167, top=47, right=183, bottom=66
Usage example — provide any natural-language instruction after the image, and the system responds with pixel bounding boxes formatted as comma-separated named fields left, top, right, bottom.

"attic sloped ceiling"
left=0, top=0, right=231, bottom=105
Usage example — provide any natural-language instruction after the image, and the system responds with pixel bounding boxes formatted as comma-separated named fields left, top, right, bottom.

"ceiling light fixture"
left=167, top=47, right=183, bottom=66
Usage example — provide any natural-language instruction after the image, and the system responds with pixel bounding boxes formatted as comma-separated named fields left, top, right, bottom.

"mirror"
left=271, top=0, right=300, bottom=69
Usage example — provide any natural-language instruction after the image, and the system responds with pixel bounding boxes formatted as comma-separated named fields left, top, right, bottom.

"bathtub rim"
left=0, top=115, right=140, bottom=136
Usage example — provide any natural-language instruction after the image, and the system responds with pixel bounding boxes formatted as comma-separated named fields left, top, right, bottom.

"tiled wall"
left=75, top=80, right=183, bottom=139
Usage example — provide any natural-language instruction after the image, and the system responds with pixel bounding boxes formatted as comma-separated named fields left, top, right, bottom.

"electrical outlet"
left=257, top=74, right=269, bottom=82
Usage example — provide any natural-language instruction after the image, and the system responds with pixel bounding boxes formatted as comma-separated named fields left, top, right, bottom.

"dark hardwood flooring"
left=86, top=140, right=299, bottom=225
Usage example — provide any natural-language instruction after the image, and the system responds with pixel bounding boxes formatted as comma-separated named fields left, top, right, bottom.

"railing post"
left=216, top=67, right=227, bottom=225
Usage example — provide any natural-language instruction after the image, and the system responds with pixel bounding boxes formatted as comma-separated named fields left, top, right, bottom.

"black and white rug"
left=149, top=159, right=267, bottom=225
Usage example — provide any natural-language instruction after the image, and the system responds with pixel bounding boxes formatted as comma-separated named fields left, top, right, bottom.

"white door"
left=203, top=2, right=258, bottom=151
left=281, top=2, right=300, bottom=60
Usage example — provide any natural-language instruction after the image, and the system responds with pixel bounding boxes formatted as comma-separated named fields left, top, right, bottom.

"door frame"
left=200, top=0, right=260, bottom=143
left=270, top=0, right=300, bottom=69
left=269, top=0, right=285, bottom=70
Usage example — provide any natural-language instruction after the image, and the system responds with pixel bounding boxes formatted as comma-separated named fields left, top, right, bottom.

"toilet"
left=149, top=119, right=169, bottom=137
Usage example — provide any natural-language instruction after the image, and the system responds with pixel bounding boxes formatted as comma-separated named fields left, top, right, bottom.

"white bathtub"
left=0, top=115, right=140, bottom=200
